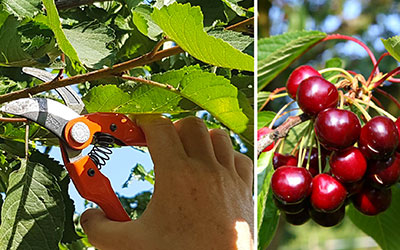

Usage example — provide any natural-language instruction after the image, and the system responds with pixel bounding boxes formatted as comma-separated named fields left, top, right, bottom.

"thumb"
left=80, top=208, right=130, bottom=249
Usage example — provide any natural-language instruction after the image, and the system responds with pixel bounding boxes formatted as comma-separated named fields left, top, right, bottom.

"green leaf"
left=258, top=30, right=326, bottom=89
left=257, top=91, right=270, bottom=110
left=132, top=4, right=163, bottom=41
left=83, top=66, right=249, bottom=133
left=322, top=57, right=344, bottom=83
left=40, top=1, right=82, bottom=68
left=258, top=111, right=275, bottom=130
left=283, top=120, right=310, bottom=154
left=2, top=0, right=41, bottom=18
left=382, top=36, right=400, bottom=62
left=63, top=23, right=115, bottom=69
left=123, top=163, right=154, bottom=188
left=208, top=29, right=254, bottom=56
left=152, top=3, right=254, bottom=71
left=0, top=160, right=64, bottom=249
left=221, top=0, right=246, bottom=16
left=258, top=188, right=279, bottom=250
left=176, top=0, right=227, bottom=27
left=348, top=184, right=400, bottom=250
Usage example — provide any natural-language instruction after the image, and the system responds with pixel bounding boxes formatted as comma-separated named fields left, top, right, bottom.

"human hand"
left=80, top=116, right=254, bottom=250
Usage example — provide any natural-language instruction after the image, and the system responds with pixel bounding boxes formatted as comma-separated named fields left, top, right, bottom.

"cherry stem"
left=367, top=52, right=390, bottom=86
left=259, top=87, right=286, bottom=111
left=319, top=67, right=354, bottom=82
left=306, top=128, right=315, bottom=170
left=371, top=66, right=400, bottom=89
left=298, top=121, right=313, bottom=168
left=374, top=88, right=400, bottom=110
left=345, top=96, right=371, bottom=121
left=339, top=90, right=344, bottom=109
left=322, top=34, right=378, bottom=75
left=370, top=95, right=385, bottom=109
left=329, top=74, right=346, bottom=83
left=317, top=139, right=322, bottom=174
left=268, top=100, right=295, bottom=129
left=355, top=98, right=396, bottom=121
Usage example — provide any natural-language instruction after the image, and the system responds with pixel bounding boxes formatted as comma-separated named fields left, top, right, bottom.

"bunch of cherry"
left=269, top=65, right=400, bottom=227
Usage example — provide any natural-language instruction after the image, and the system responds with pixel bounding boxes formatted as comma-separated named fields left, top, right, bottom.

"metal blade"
left=22, top=67, right=87, bottom=114
left=1, top=98, right=80, bottom=138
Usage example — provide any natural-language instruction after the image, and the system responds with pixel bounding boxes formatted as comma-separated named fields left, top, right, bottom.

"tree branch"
left=257, top=113, right=310, bottom=157
left=55, top=0, right=112, bottom=10
left=0, top=46, right=184, bottom=104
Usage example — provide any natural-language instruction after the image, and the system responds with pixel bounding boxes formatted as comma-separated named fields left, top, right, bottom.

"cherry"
left=352, top=185, right=392, bottom=216
left=310, top=174, right=347, bottom=212
left=258, top=127, right=275, bottom=152
left=358, top=116, right=399, bottom=160
left=343, top=179, right=364, bottom=197
left=283, top=208, right=310, bottom=226
left=271, top=166, right=313, bottom=204
left=315, top=108, right=361, bottom=151
left=309, top=205, right=345, bottom=227
left=395, top=117, right=400, bottom=152
left=273, top=153, right=298, bottom=170
left=286, top=65, right=321, bottom=100
left=366, top=152, right=400, bottom=188
left=296, top=76, right=338, bottom=116
left=273, top=196, right=307, bottom=214
left=300, top=147, right=326, bottom=177
left=330, top=147, right=367, bottom=183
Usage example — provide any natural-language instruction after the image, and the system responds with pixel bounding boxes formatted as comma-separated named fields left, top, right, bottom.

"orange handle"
left=65, top=156, right=131, bottom=222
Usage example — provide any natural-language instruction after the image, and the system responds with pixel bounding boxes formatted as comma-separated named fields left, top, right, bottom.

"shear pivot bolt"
left=71, top=122, right=90, bottom=144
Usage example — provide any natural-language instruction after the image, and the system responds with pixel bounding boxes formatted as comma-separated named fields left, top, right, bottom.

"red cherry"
left=310, top=174, right=347, bottom=212
left=359, top=116, right=399, bottom=160
left=296, top=76, right=338, bottom=116
left=309, top=204, right=345, bottom=227
left=283, top=208, right=310, bottom=226
left=395, top=117, right=400, bottom=152
left=258, top=127, right=275, bottom=152
left=271, top=166, right=313, bottom=204
left=343, top=179, right=364, bottom=197
left=273, top=153, right=298, bottom=170
left=286, top=65, right=321, bottom=100
left=366, top=152, right=400, bottom=188
left=330, top=147, right=367, bottom=183
left=273, top=196, right=307, bottom=214
left=352, top=185, right=392, bottom=216
left=315, top=108, right=361, bottom=151
left=300, top=147, right=326, bottom=177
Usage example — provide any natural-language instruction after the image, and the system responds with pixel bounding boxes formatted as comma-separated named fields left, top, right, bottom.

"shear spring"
left=88, top=133, right=114, bottom=169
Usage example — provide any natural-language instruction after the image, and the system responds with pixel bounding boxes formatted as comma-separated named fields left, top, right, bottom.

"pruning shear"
left=0, top=68, right=146, bottom=222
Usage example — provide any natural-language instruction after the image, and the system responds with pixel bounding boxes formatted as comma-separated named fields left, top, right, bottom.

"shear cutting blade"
left=1, top=98, right=80, bottom=138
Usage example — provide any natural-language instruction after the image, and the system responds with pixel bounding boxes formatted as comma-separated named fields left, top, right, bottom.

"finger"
left=209, top=129, right=234, bottom=168
left=174, top=116, right=216, bottom=161
left=135, top=115, right=187, bottom=166
left=80, top=209, right=131, bottom=250
left=234, top=151, right=253, bottom=187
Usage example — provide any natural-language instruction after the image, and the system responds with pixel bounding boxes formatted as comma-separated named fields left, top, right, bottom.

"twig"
left=374, top=87, right=400, bottom=110
left=117, top=75, right=180, bottom=93
left=0, top=117, right=28, bottom=123
left=146, top=36, right=170, bottom=59
left=0, top=46, right=184, bottom=104
left=257, top=113, right=310, bottom=157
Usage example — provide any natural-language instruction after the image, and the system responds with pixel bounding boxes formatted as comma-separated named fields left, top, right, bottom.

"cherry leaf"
left=382, top=36, right=400, bottom=62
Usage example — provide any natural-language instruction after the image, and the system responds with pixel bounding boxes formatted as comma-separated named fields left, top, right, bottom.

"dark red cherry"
left=296, top=76, right=338, bottom=116
left=352, top=185, right=392, bottom=216
left=330, top=147, right=367, bottom=183
left=286, top=65, right=321, bottom=100
left=258, top=127, right=275, bottom=152
left=395, top=117, right=400, bottom=152
left=273, top=196, right=307, bottom=214
left=358, top=116, right=399, bottom=160
left=273, top=153, right=298, bottom=170
left=271, top=166, right=313, bottom=204
left=309, top=205, right=345, bottom=227
left=300, top=147, right=326, bottom=177
left=310, top=174, right=347, bottom=212
left=315, top=108, right=361, bottom=151
left=343, top=179, right=364, bottom=197
left=366, top=152, right=400, bottom=188
left=283, top=208, right=310, bottom=226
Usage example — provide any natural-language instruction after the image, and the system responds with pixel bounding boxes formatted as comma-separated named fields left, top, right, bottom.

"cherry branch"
left=0, top=46, right=184, bottom=104
left=257, top=113, right=310, bottom=157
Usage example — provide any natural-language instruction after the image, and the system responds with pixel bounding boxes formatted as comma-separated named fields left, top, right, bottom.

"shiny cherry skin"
left=366, top=152, right=400, bottom=188
left=310, top=174, right=347, bottom=212
left=309, top=204, right=345, bottom=227
left=330, top=147, right=367, bottom=183
left=358, top=116, right=399, bottom=160
left=315, top=108, right=361, bottom=151
left=273, top=196, right=307, bottom=214
left=258, top=127, right=275, bottom=152
left=273, top=153, right=298, bottom=170
left=343, top=179, right=364, bottom=197
left=284, top=208, right=310, bottom=226
left=296, top=76, right=338, bottom=116
left=271, top=166, right=313, bottom=204
left=352, top=185, right=392, bottom=216
left=395, top=117, right=400, bottom=152
left=286, top=65, right=321, bottom=100
left=299, top=148, right=326, bottom=177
